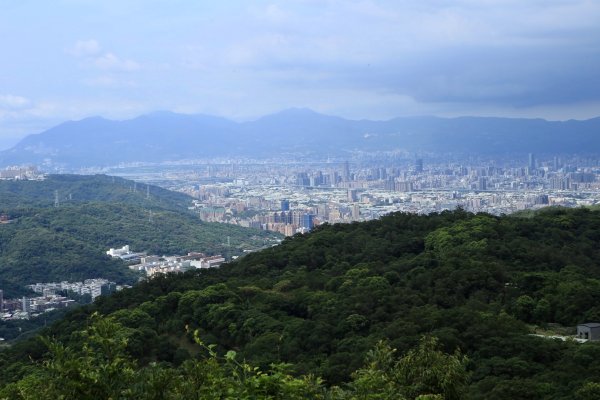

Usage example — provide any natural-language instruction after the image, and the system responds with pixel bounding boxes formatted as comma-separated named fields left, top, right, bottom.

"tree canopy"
left=3, top=207, right=600, bottom=398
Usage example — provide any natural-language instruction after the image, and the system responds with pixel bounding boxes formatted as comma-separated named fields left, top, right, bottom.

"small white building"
left=106, top=245, right=145, bottom=263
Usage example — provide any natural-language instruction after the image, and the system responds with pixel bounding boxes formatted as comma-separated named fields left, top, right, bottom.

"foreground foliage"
left=0, top=314, right=468, bottom=399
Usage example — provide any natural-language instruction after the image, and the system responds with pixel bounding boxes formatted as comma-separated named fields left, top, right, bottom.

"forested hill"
left=0, top=174, right=191, bottom=211
left=0, top=175, right=277, bottom=296
left=3, top=207, right=600, bottom=398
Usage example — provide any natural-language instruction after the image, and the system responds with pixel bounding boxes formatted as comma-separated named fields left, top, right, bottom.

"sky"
left=1, top=0, right=599, bottom=149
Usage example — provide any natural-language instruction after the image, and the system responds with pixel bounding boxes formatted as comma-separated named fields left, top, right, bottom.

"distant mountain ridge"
left=1, top=109, right=599, bottom=167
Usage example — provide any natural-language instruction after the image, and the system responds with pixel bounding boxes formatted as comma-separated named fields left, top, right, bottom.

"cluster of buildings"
left=107, top=245, right=226, bottom=277
left=276, top=156, right=600, bottom=194
left=129, top=253, right=226, bottom=277
left=150, top=154, right=600, bottom=235
left=27, top=278, right=122, bottom=300
left=196, top=201, right=316, bottom=236
left=0, top=166, right=44, bottom=180
left=0, top=279, right=125, bottom=321
left=1, top=288, right=75, bottom=321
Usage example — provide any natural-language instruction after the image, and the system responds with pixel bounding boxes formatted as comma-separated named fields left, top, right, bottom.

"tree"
left=1, top=313, right=136, bottom=399
left=349, top=337, right=469, bottom=400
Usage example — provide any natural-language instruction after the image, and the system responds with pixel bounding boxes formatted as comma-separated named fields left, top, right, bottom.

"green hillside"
left=3, top=207, right=600, bottom=398
left=0, top=175, right=278, bottom=296
left=0, top=174, right=192, bottom=211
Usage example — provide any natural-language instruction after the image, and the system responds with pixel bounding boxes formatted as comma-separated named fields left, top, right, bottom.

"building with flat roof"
left=577, top=323, right=600, bottom=341
left=106, top=245, right=146, bottom=263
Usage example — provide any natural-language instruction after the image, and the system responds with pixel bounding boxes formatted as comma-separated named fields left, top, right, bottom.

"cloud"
left=189, top=0, right=600, bottom=111
left=68, top=39, right=102, bottom=57
left=0, top=94, right=32, bottom=110
left=93, top=53, right=140, bottom=71
left=69, top=40, right=140, bottom=71
left=83, top=75, right=137, bottom=88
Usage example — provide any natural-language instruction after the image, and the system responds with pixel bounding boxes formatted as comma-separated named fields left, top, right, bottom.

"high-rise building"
left=528, top=153, right=536, bottom=170
left=385, top=177, right=396, bottom=191
left=281, top=199, right=290, bottom=211
left=352, top=204, right=360, bottom=220
left=277, top=211, right=292, bottom=224
left=396, top=181, right=413, bottom=192
left=342, top=161, right=350, bottom=182
left=415, top=158, right=423, bottom=173
left=478, top=177, right=487, bottom=191
left=314, top=171, right=323, bottom=186
left=21, top=297, right=31, bottom=313
left=330, top=171, right=339, bottom=187
left=296, top=172, right=309, bottom=186
left=301, top=214, right=314, bottom=230
left=348, top=189, right=358, bottom=202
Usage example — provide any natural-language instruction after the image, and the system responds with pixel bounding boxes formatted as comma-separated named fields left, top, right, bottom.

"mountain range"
left=1, top=109, right=599, bottom=168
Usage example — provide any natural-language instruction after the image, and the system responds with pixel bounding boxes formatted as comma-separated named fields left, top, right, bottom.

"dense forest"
left=2, top=206, right=600, bottom=398
left=0, top=174, right=192, bottom=211
left=0, top=175, right=277, bottom=296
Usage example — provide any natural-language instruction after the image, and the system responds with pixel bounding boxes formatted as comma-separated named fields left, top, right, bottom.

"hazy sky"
left=1, top=0, right=599, bottom=148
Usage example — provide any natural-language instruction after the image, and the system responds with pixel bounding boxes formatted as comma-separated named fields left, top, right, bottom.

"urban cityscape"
left=93, top=153, right=600, bottom=237
left=1, top=152, right=599, bottom=319
left=0, top=279, right=126, bottom=322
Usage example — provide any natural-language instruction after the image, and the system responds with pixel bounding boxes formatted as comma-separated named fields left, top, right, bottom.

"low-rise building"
left=129, top=252, right=224, bottom=277
left=106, top=245, right=146, bottom=263
left=577, top=323, right=600, bottom=341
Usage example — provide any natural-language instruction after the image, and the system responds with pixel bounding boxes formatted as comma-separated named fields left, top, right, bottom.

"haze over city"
left=1, top=0, right=599, bottom=150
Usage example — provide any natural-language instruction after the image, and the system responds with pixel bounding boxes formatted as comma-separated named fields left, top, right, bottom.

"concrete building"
left=21, top=297, right=31, bottom=313
left=106, top=245, right=146, bottom=263
left=352, top=204, right=360, bottom=220
left=415, top=158, right=423, bottom=173
left=348, top=189, right=358, bottom=202
left=190, top=255, right=225, bottom=269
left=528, top=153, right=536, bottom=170
left=577, top=323, right=600, bottom=341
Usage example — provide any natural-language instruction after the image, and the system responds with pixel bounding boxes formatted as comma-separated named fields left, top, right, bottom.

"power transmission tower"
left=54, top=190, right=59, bottom=207
left=227, top=236, right=231, bottom=260
left=146, top=185, right=150, bottom=199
